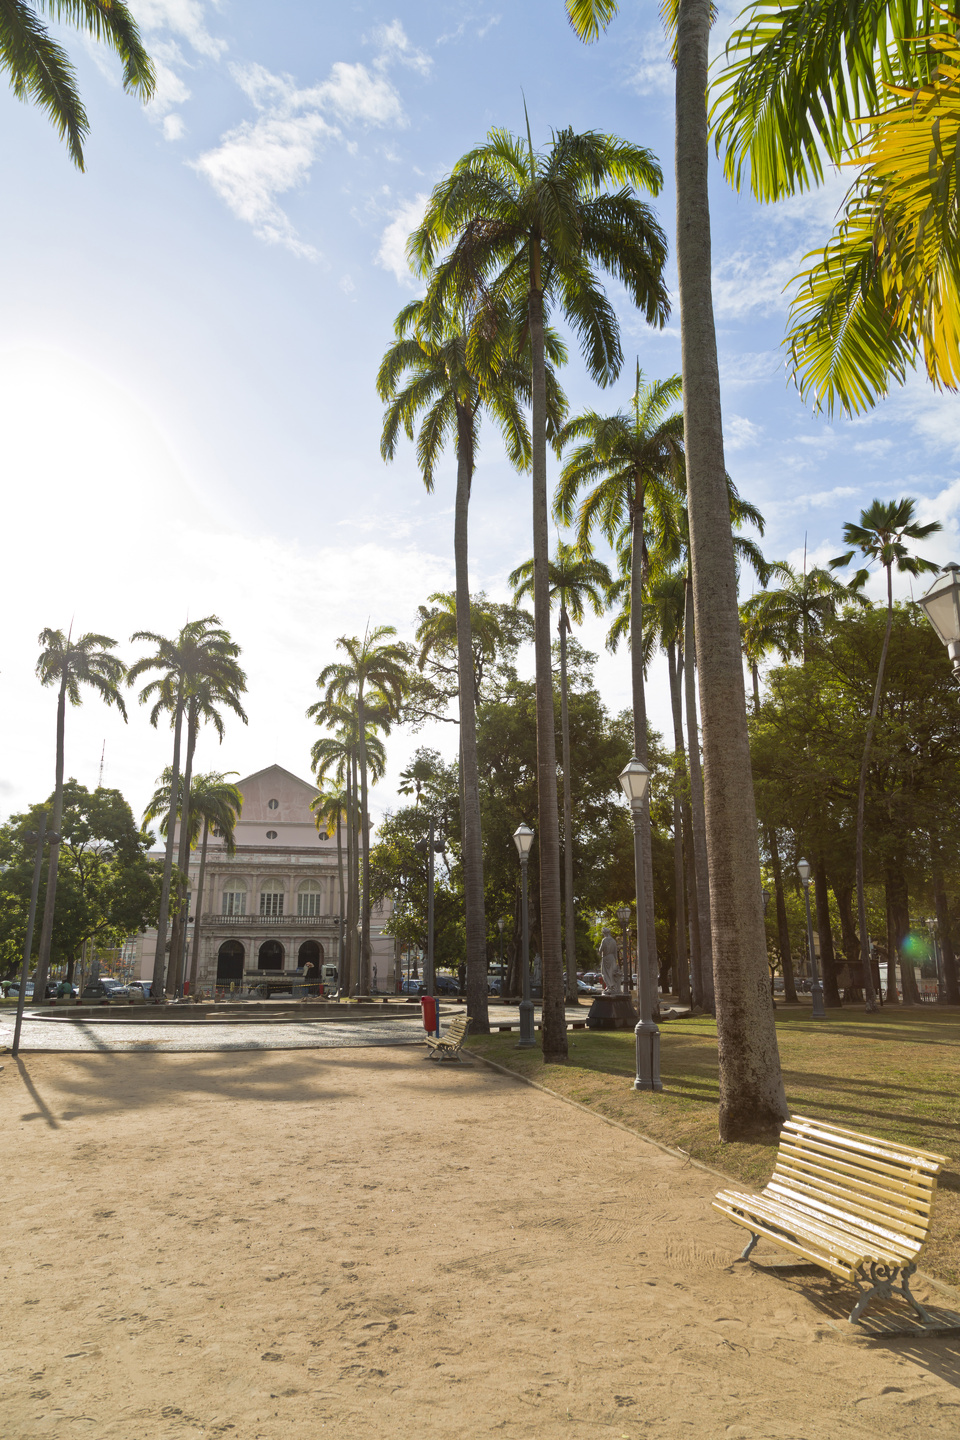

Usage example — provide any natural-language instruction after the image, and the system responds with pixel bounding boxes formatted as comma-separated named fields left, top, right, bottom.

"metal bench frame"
left=713, top=1114, right=949, bottom=1325
left=424, top=1014, right=471, bottom=1062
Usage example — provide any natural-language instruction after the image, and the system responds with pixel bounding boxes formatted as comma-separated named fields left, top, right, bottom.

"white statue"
left=599, top=927, right=623, bottom=996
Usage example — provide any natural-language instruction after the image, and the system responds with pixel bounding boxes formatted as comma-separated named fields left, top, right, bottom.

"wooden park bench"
left=424, top=1014, right=471, bottom=1062
left=713, top=1114, right=949, bottom=1325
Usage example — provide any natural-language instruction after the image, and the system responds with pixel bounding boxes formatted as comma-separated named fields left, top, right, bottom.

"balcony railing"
left=202, top=912, right=337, bottom=927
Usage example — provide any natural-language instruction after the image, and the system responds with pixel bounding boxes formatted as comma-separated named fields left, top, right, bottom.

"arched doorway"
left=258, top=939, right=285, bottom=970
left=297, top=940, right=323, bottom=968
left=217, top=940, right=245, bottom=983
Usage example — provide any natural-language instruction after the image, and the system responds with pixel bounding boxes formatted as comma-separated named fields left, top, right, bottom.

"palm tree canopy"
left=739, top=562, right=864, bottom=660
left=509, top=540, right=612, bottom=626
left=831, top=497, right=942, bottom=584
left=311, top=783, right=353, bottom=838
left=711, top=0, right=949, bottom=202
left=143, top=770, right=242, bottom=853
left=315, top=626, right=409, bottom=718
left=3, top=0, right=155, bottom=170
left=128, top=617, right=247, bottom=723
left=36, top=628, right=128, bottom=719
left=310, top=730, right=387, bottom=787
left=411, top=125, right=670, bottom=388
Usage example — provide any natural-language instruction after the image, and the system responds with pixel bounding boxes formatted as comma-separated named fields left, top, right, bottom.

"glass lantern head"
left=618, top=756, right=650, bottom=807
left=512, top=822, right=534, bottom=859
left=919, top=564, right=960, bottom=647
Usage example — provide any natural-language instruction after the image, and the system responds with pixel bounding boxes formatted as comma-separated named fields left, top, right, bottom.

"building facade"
left=136, top=763, right=398, bottom=993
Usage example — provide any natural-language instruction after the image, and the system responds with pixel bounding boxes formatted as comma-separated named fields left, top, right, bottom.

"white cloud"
left=339, top=273, right=356, bottom=295
left=625, top=31, right=673, bottom=95
left=725, top=414, right=761, bottom=450
left=129, top=0, right=226, bottom=60
left=193, top=31, right=423, bottom=255
left=378, top=193, right=429, bottom=286
left=368, top=20, right=432, bottom=76
left=852, top=438, right=893, bottom=459
left=162, top=113, right=186, bottom=141
left=720, top=350, right=782, bottom=388
left=800, top=485, right=859, bottom=508
left=713, top=248, right=805, bottom=319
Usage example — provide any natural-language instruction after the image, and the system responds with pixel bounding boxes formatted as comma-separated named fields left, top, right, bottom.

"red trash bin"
left=420, top=994, right=439, bottom=1035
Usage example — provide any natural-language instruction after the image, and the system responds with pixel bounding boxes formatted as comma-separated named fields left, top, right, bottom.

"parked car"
left=400, top=978, right=424, bottom=996
left=487, top=976, right=503, bottom=995
left=81, top=978, right=130, bottom=1003
left=1, top=980, right=32, bottom=1000
left=578, top=979, right=600, bottom=995
left=434, top=973, right=461, bottom=996
left=128, top=981, right=152, bottom=1000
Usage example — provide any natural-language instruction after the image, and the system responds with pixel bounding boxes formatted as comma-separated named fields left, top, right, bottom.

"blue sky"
left=3, top=0, right=960, bottom=830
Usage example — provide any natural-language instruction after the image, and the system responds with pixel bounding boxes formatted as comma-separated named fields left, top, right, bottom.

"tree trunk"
left=683, top=576, right=714, bottom=1011
left=933, top=860, right=960, bottom=1005
left=675, top=0, right=786, bottom=1138
left=768, top=831, right=798, bottom=1003
left=35, top=673, right=68, bottom=995
left=152, top=681, right=185, bottom=998
left=350, top=753, right=360, bottom=995
left=813, top=855, right=842, bottom=1007
left=667, top=643, right=692, bottom=1005
left=454, top=403, right=490, bottom=1033
left=528, top=262, right=567, bottom=1062
left=886, top=867, right=919, bottom=1004
left=832, top=877, right=861, bottom=992
left=189, top=819, right=209, bottom=993
left=358, top=692, right=371, bottom=996
left=170, top=705, right=198, bottom=995
left=336, top=809, right=346, bottom=991
left=854, top=574, right=894, bottom=1012
left=629, top=502, right=660, bottom=985
left=559, top=608, right=578, bottom=1003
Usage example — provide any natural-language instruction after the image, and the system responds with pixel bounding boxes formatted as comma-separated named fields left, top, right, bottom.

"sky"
left=3, top=0, right=960, bottom=836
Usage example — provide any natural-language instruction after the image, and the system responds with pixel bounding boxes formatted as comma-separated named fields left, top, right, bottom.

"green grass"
left=468, top=1006, right=960, bottom=1287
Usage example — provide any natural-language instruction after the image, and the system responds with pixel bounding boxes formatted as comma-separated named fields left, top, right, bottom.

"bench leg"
left=739, top=1232, right=760, bottom=1262
left=850, top=1262, right=934, bottom=1326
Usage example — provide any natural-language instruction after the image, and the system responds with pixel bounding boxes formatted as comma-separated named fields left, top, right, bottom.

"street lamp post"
left=797, top=858, right=827, bottom=1020
left=497, top=916, right=505, bottom=994
left=512, top=823, right=536, bottom=1049
left=617, top=904, right=632, bottom=993
left=619, top=758, right=662, bottom=1092
left=926, top=917, right=946, bottom=1003
left=919, top=563, right=960, bottom=678
left=12, top=816, right=59, bottom=1059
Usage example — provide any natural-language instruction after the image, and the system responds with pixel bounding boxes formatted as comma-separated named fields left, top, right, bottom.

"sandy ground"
left=1, top=1047, right=959, bottom=1440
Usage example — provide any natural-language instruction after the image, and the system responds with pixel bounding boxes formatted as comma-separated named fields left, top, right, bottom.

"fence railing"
left=202, top=913, right=337, bottom=927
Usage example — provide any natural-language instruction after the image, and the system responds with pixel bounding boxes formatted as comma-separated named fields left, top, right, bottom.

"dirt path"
left=1, top=1048, right=958, bottom=1439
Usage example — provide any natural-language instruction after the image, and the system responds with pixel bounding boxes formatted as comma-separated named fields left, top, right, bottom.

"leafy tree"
left=2, top=0, right=155, bottom=168
left=413, top=121, right=669, bottom=1061
left=311, top=784, right=351, bottom=983
left=0, top=782, right=160, bottom=981
left=34, top=628, right=127, bottom=995
left=510, top=542, right=612, bottom=999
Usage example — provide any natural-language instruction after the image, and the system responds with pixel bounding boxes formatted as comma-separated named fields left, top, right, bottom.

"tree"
left=413, top=122, right=669, bottom=1061
left=2, top=0, right=155, bottom=169
left=34, top=628, right=127, bottom=996
left=741, top=563, right=862, bottom=666
left=831, top=498, right=941, bottom=1008
left=311, top=632, right=406, bottom=995
left=379, top=300, right=556, bottom=1031
left=510, top=541, right=612, bottom=1000
left=144, top=769, right=242, bottom=993
left=128, top=618, right=246, bottom=997
left=311, top=783, right=350, bottom=986
left=1, top=782, right=160, bottom=980
left=567, top=0, right=787, bottom=1135
left=555, top=366, right=684, bottom=987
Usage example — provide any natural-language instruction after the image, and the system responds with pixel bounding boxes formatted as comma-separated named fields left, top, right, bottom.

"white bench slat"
left=712, top=1200, right=859, bottom=1280
left=765, top=1181, right=924, bottom=1260
left=787, top=1115, right=949, bottom=1168
left=779, top=1132, right=941, bottom=1189
left=776, top=1141, right=934, bottom=1207
left=714, top=1191, right=870, bottom=1272
left=774, top=1161, right=932, bottom=1237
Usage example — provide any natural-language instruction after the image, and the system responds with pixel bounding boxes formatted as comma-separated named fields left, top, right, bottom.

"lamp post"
left=919, top=563, right=960, bottom=678
left=12, top=816, right=59, bottom=1059
left=497, top=916, right=505, bottom=994
left=617, top=904, right=631, bottom=993
left=797, top=858, right=827, bottom=1020
left=512, top=823, right=536, bottom=1048
left=926, top=917, right=946, bottom=1003
left=619, top=758, right=662, bottom=1091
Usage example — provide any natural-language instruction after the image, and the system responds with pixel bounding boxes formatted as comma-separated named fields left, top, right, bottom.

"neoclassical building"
left=136, top=764, right=398, bottom=993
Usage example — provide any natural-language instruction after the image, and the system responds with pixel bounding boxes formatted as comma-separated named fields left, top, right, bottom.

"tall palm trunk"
left=169, top=705, right=198, bottom=995
left=336, top=810, right=346, bottom=990
left=667, top=644, right=691, bottom=1006
left=853, top=569, right=891, bottom=1013
left=347, top=756, right=359, bottom=995
left=683, top=576, right=713, bottom=1010
left=768, top=834, right=798, bottom=1003
left=933, top=860, right=960, bottom=1005
left=35, top=672, right=68, bottom=994
left=558, top=605, right=578, bottom=1002
left=814, top=855, right=842, bottom=1007
left=454, top=403, right=490, bottom=1032
left=629, top=497, right=659, bottom=984
left=528, top=254, right=567, bottom=1062
left=152, top=681, right=185, bottom=997
left=675, top=0, right=786, bottom=1138
left=188, top=819, right=209, bottom=994
left=358, top=692, right=371, bottom=995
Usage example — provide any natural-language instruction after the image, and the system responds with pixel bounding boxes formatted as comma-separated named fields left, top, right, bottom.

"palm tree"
left=312, top=784, right=351, bottom=989
left=555, top=366, right=684, bottom=984
left=128, top=618, right=246, bottom=997
left=566, top=0, right=789, bottom=1138
left=740, top=563, right=863, bottom=666
left=310, top=642, right=403, bottom=997
left=3, top=1, right=155, bottom=169
left=413, top=125, right=669, bottom=1061
left=144, top=770, right=242, bottom=993
left=33, top=628, right=128, bottom=994
left=509, top=542, right=612, bottom=1001
left=831, top=498, right=941, bottom=1010
left=378, top=300, right=559, bottom=1032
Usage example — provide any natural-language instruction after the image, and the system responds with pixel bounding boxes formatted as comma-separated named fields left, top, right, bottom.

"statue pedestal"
left=586, top=994, right=639, bottom=1030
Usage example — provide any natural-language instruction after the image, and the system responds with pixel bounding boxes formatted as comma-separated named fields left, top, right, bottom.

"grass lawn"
left=468, top=1005, right=960, bottom=1288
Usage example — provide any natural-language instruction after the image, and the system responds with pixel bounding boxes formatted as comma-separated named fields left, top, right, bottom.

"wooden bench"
left=424, top=1015, right=471, bottom=1062
left=713, top=1114, right=949, bottom=1324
